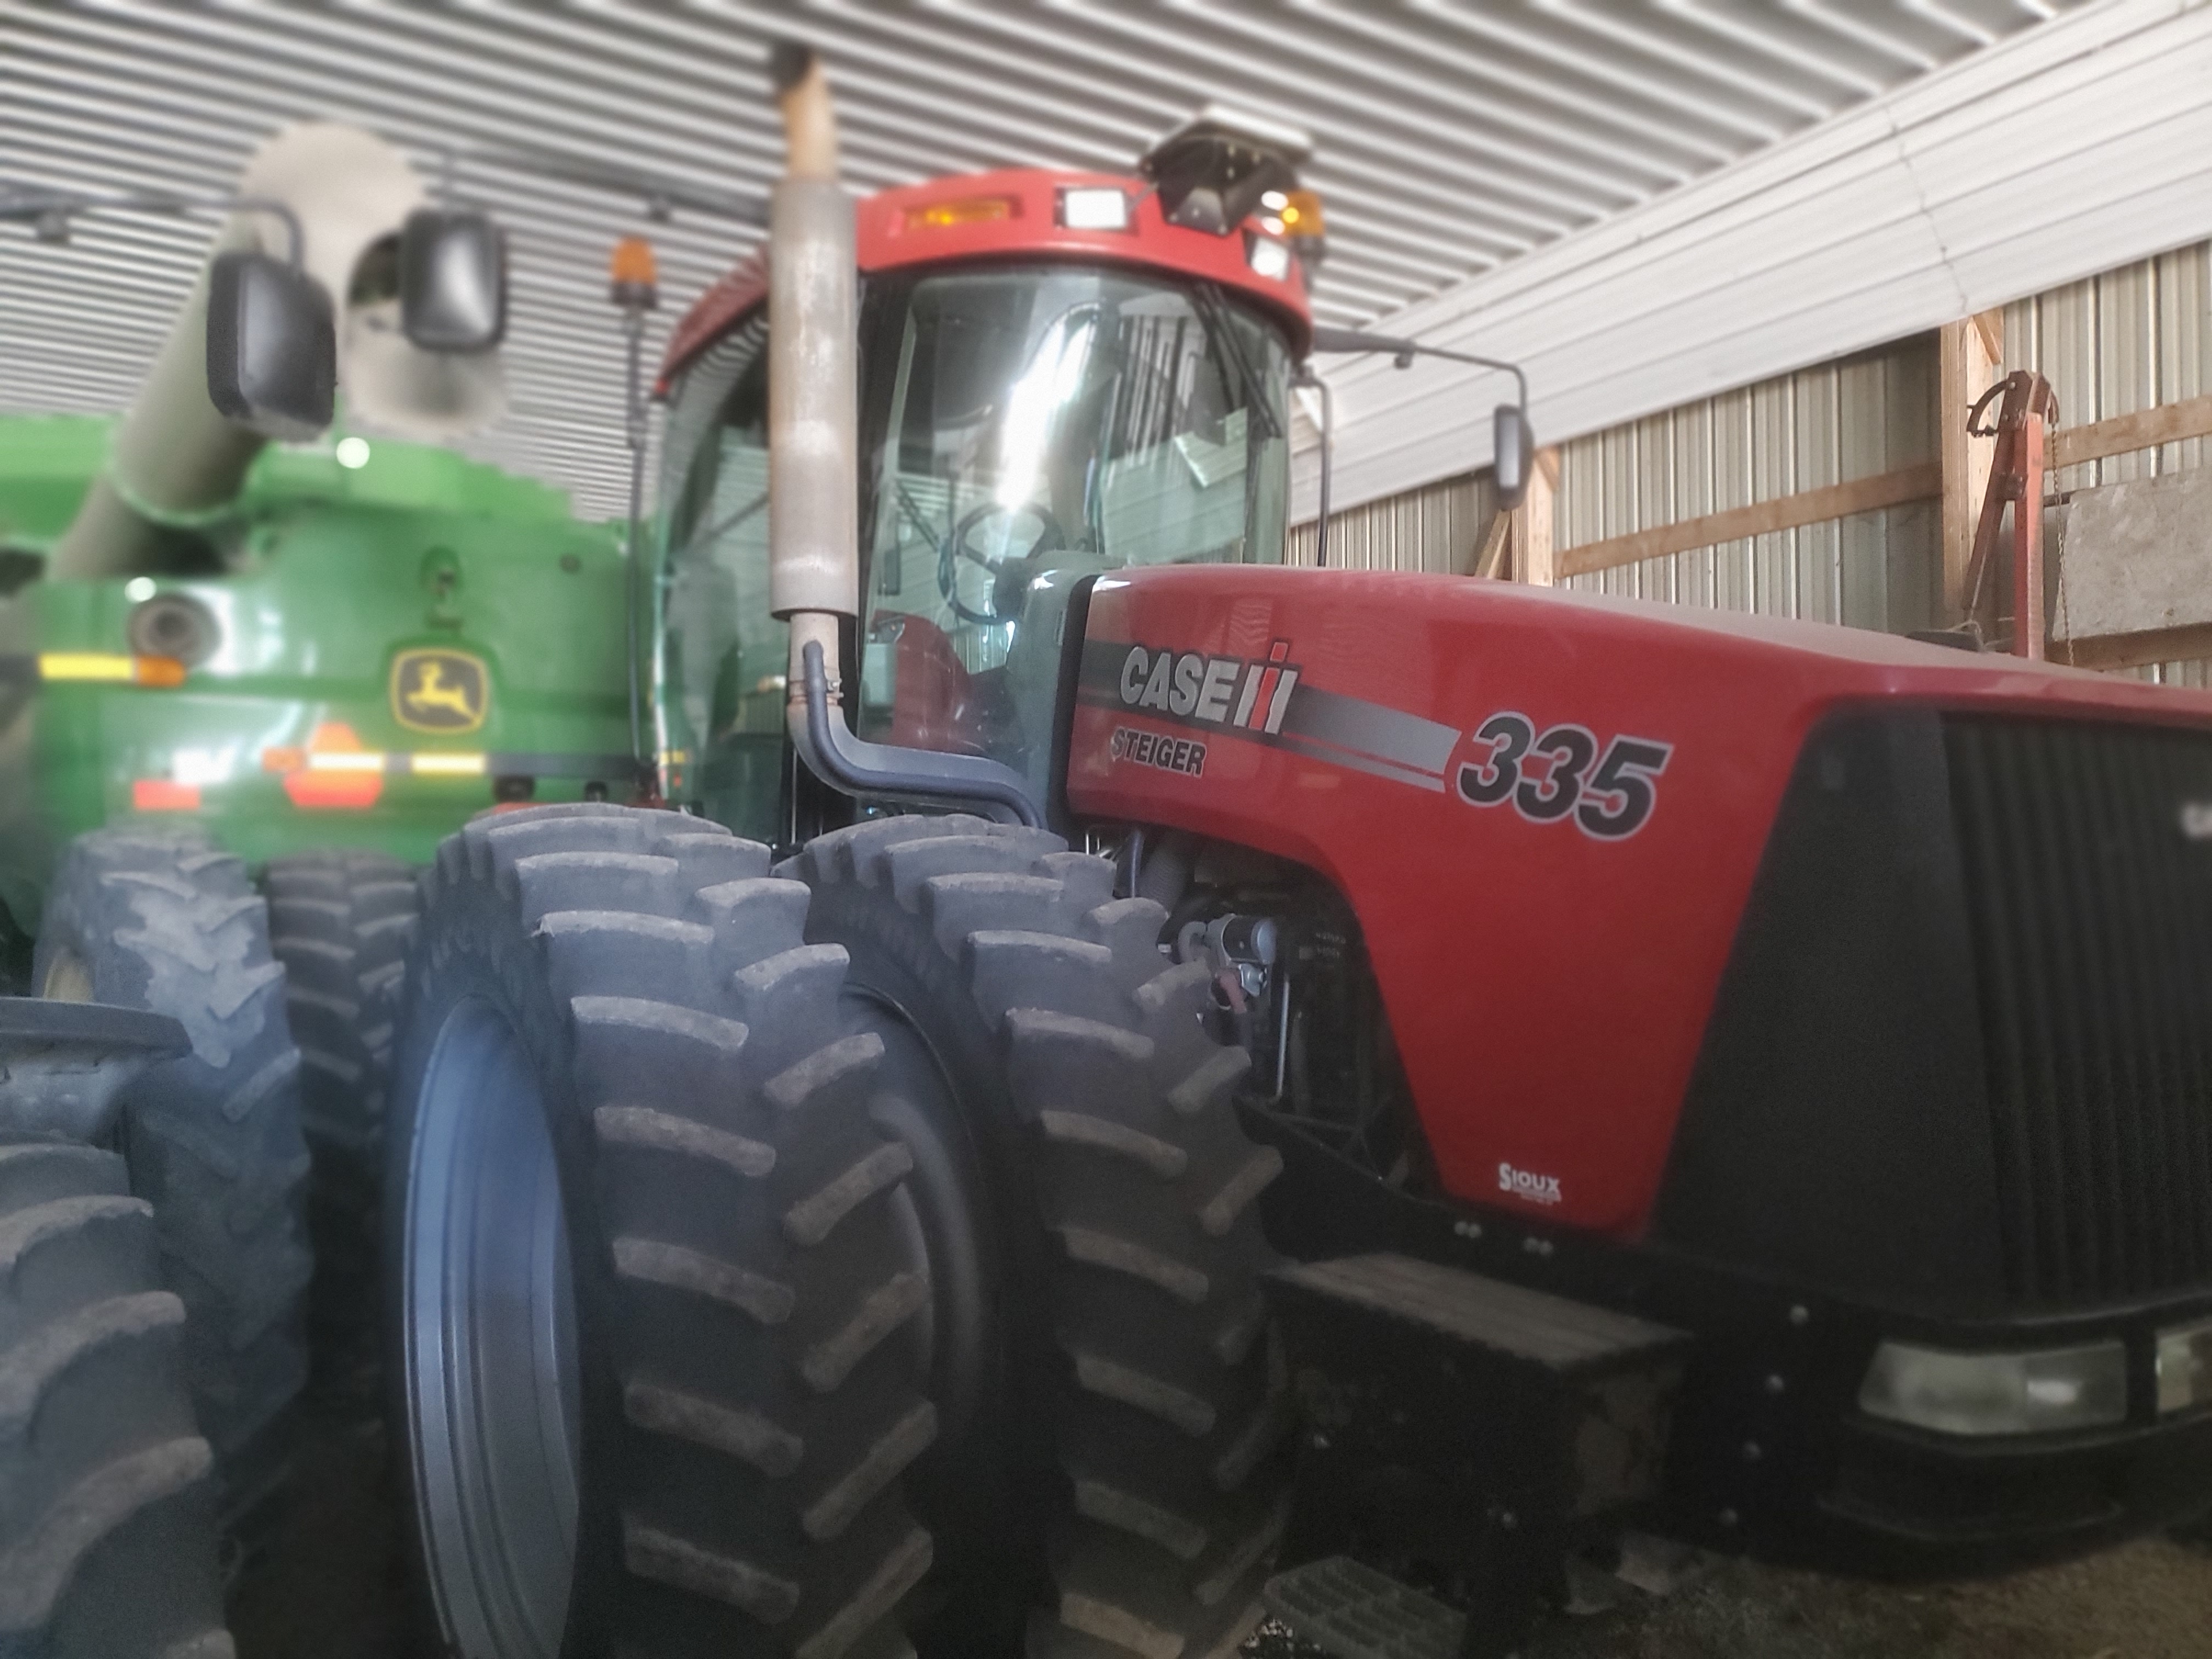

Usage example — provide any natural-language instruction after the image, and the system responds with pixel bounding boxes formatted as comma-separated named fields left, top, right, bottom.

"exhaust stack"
left=768, top=45, right=859, bottom=706
left=769, top=47, right=1042, bottom=825
left=49, top=123, right=506, bottom=581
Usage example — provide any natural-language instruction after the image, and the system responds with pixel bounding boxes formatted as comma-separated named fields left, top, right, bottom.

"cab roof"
left=659, top=166, right=1313, bottom=392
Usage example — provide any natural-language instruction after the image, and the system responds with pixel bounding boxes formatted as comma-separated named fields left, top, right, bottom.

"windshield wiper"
left=1193, top=283, right=1281, bottom=443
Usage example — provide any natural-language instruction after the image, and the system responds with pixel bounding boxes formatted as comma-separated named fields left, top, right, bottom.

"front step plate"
left=1262, top=1555, right=1465, bottom=1659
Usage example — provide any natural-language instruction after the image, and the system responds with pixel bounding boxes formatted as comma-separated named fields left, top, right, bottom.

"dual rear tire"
left=386, top=806, right=1294, bottom=1657
left=386, top=804, right=933, bottom=1658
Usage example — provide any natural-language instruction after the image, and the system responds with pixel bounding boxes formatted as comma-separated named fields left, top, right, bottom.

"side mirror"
left=1493, top=403, right=1536, bottom=511
left=205, top=251, right=336, bottom=439
left=400, top=208, right=508, bottom=352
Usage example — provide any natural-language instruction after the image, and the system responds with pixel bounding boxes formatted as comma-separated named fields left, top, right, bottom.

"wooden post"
left=1940, top=311, right=2002, bottom=622
left=1514, top=447, right=1560, bottom=586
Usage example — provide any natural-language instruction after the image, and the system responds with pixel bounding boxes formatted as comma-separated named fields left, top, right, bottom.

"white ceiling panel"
left=2, top=1, right=2078, bottom=520
left=1301, top=0, right=2212, bottom=518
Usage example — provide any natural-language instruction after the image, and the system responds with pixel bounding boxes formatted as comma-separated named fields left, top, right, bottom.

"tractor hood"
left=1066, top=565, right=2212, bottom=1267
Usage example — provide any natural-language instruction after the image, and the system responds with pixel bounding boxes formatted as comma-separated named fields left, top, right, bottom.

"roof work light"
left=1058, top=187, right=1131, bottom=232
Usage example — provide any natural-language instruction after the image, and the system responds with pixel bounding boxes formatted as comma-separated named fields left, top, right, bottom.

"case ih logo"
left=1083, top=634, right=1463, bottom=795
left=1118, top=641, right=1300, bottom=736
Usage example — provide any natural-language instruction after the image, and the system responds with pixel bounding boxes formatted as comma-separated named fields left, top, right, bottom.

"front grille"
left=1946, top=715, right=2212, bottom=1305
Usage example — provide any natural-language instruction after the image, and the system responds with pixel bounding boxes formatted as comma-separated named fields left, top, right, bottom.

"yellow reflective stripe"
left=38, top=652, right=137, bottom=681
left=410, top=753, right=486, bottom=776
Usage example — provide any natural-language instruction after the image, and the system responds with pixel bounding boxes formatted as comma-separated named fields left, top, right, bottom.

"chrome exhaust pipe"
left=769, top=44, right=1043, bottom=825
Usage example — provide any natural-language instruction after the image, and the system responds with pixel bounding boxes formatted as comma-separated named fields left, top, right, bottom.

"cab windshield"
left=856, top=266, right=1290, bottom=796
left=652, top=265, right=1291, bottom=836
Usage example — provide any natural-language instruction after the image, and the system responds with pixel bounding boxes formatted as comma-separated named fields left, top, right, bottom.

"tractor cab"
left=652, top=157, right=1315, bottom=838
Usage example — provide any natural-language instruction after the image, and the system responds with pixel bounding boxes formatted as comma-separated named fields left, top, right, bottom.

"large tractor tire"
left=0, top=1135, right=234, bottom=1658
left=794, top=816, right=1295, bottom=1659
left=262, top=849, right=419, bottom=1409
left=386, top=803, right=933, bottom=1659
left=32, top=828, right=312, bottom=1536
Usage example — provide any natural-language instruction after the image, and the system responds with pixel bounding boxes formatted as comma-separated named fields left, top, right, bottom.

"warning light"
left=608, top=235, right=659, bottom=309
left=904, top=196, right=1017, bottom=232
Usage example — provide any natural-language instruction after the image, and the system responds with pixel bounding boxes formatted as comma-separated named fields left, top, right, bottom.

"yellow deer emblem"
left=390, top=648, right=488, bottom=733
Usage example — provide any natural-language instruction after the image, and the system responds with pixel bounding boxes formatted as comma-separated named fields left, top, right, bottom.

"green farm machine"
left=0, top=118, right=628, bottom=1638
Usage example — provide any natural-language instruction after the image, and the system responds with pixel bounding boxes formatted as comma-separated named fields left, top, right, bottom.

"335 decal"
left=1457, top=712, right=1672, bottom=839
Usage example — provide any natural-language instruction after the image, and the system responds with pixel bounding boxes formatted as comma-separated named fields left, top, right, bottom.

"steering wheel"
left=938, top=500, right=1068, bottom=625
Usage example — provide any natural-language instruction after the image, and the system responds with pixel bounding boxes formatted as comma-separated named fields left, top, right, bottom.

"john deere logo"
left=391, top=648, right=488, bottom=733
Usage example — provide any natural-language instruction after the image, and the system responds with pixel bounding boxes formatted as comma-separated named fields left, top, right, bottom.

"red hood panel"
left=1070, top=567, right=2212, bottom=1235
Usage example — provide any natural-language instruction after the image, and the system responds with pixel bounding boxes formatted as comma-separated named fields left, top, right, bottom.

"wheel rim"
left=404, top=996, right=580, bottom=1658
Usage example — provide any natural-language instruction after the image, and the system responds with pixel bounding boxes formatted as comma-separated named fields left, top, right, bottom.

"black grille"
left=1945, top=715, right=2212, bottom=1306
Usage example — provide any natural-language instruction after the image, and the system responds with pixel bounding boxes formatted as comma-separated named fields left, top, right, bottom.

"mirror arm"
left=0, top=187, right=307, bottom=266
left=1291, top=366, right=1333, bottom=568
left=1307, top=324, right=1528, bottom=409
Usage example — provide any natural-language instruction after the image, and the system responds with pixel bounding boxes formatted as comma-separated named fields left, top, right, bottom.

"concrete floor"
left=231, top=1391, right=2212, bottom=1659
left=1248, top=1538, right=2212, bottom=1659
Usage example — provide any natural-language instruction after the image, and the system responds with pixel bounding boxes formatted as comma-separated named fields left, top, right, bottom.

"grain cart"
left=382, top=46, right=2212, bottom=1659
left=0, top=122, right=625, bottom=1527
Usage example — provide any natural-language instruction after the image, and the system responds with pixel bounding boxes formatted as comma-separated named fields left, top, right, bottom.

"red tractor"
left=377, top=47, right=2212, bottom=1659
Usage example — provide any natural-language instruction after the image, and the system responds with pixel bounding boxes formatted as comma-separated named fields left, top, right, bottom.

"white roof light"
left=1248, top=235, right=1292, bottom=282
left=1059, top=187, right=1130, bottom=232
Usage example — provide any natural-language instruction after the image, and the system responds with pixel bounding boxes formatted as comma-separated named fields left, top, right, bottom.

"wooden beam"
left=2051, top=392, right=2212, bottom=470
left=1514, top=447, right=1559, bottom=586
left=1940, top=312, right=2002, bottom=622
left=2055, top=620, right=2212, bottom=673
left=1556, top=461, right=1939, bottom=580
left=1472, top=509, right=1511, bottom=580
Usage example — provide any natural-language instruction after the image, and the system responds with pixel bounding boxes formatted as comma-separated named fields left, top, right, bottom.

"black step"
left=1262, top=1556, right=1465, bottom=1659
left=1271, top=1252, right=1684, bottom=1375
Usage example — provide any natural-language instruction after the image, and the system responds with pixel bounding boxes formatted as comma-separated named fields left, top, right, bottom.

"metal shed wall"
left=1308, top=235, right=2212, bottom=691
left=1556, top=338, right=1940, bottom=633
left=1286, top=471, right=1497, bottom=575
left=2001, top=237, right=2211, bottom=686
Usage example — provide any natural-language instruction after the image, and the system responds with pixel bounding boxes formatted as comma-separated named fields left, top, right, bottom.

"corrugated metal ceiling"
left=2, top=1, right=2076, bottom=519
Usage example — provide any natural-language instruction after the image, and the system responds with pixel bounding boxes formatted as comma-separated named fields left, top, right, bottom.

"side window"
left=657, top=318, right=787, bottom=841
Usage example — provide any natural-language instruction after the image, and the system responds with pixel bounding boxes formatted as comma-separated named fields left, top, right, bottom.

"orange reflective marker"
left=132, top=778, right=201, bottom=811
left=284, top=721, right=385, bottom=810
left=133, top=656, right=188, bottom=687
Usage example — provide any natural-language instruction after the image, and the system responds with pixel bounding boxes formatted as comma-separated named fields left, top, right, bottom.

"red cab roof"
left=659, top=166, right=1313, bottom=391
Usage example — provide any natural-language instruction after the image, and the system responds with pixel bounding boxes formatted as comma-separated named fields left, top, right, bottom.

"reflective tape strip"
left=265, top=746, right=638, bottom=782
left=34, top=653, right=185, bottom=686
left=38, top=652, right=137, bottom=681
left=411, top=752, right=487, bottom=776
